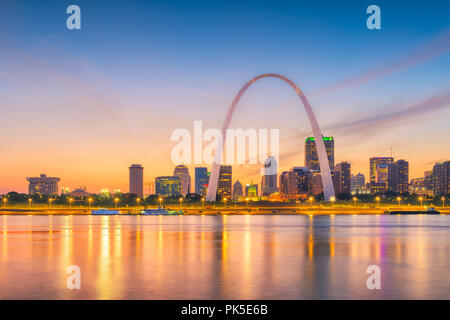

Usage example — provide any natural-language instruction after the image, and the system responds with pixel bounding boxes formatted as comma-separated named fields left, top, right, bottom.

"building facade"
left=280, top=171, right=298, bottom=200
left=409, top=178, right=433, bottom=197
left=305, top=137, right=334, bottom=172
left=245, top=182, right=258, bottom=197
left=69, top=187, right=90, bottom=198
left=369, top=157, right=394, bottom=184
left=232, top=180, right=243, bottom=200
left=424, top=170, right=434, bottom=191
left=335, top=162, right=351, bottom=194
left=292, top=167, right=309, bottom=198
left=174, top=165, right=191, bottom=197
left=129, top=164, right=144, bottom=198
left=388, top=160, right=409, bottom=193
left=195, top=167, right=209, bottom=196
left=351, top=173, right=365, bottom=194
left=370, top=182, right=387, bottom=194
left=217, top=165, right=232, bottom=199
left=155, top=176, right=181, bottom=197
left=26, top=174, right=60, bottom=196
left=261, top=156, right=278, bottom=196
left=432, top=161, right=449, bottom=196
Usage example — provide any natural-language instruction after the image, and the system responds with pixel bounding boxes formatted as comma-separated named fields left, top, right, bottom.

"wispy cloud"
left=312, top=28, right=450, bottom=97
left=325, top=91, right=450, bottom=135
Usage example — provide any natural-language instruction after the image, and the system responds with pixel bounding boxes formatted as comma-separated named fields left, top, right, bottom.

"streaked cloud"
left=312, top=29, right=450, bottom=97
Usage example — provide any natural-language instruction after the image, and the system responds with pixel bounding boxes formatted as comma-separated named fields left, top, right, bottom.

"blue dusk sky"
left=0, top=0, right=449, bottom=193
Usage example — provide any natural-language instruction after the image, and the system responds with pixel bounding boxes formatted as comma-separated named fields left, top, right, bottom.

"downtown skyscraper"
left=432, top=161, right=449, bottom=196
left=129, top=164, right=144, bottom=198
left=261, top=156, right=278, bottom=196
left=335, top=162, right=351, bottom=194
left=174, top=165, right=191, bottom=197
left=195, top=167, right=209, bottom=196
left=305, top=137, right=334, bottom=172
left=217, top=165, right=232, bottom=199
left=388, top=160, right=409, bottom=194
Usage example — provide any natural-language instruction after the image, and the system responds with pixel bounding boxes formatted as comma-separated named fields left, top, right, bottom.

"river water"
left=0, top=214, right=449, bottom=299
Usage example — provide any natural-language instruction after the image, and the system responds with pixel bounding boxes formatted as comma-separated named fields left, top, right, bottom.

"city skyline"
left=1, top=1, right=450, bottom=193
left=13, top=156, right=449, bottom=199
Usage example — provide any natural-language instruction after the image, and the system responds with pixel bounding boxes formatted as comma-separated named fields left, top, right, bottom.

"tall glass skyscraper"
left=195, top=167, right=209, bottom=196
left=305, top=137, right=334, bottom=172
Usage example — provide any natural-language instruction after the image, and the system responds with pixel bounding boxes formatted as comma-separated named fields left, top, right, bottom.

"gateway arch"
left=206, top=73, right=335, bottom=202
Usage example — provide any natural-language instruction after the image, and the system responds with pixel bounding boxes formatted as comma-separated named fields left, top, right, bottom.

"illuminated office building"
left=245, top=182, right=258, bottom=197
left=370, top=157, right=394, bottom=184
left=195, top=167, right=209, bottom=196
left=335, top=162, right=351, bottom=194
left=305, top=137, right=334, bottom=172
left=388, top=160, right=409, bottom=193
left=155, top=176, right=181, bottom=197
left=217, top=165, right=232, bottom=198
left=351, top=173, right=365, bottom=194
left=280, top=171, right=298, bottom=200
left=26, top=174, right=60, bottom=196
left=432, top=161, right=449, bottom=196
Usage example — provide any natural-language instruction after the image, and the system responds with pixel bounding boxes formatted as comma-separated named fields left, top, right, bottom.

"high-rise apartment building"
left=432, top=161, right=449, bottom=196
left=292, top=167, right=309, bottom=197
left=129, top=164, right=144, bottom=198
left=280, top=171, right=298, bottom=200
left=335, top=162, right=351, bottom=194
left=305, top=137, right=334, bottom=172
left=388, top=160, right=409, bottom=193
left=26, top=174, right=60, bottom=196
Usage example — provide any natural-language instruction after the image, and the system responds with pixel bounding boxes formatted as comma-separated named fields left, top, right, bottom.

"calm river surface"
left=0, top=214, right=449, bottom=299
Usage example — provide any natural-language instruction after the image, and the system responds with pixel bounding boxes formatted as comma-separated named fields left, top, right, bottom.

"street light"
left=202, top=197, right=205, bottom=208
left=48, top=198, right=53, bottom=208
left=442, top=196, right=446, bottom=208
left=397, top=196, right=401, bottom=206
left=309, top=196, right=314, bottom=208
left=353, top=197, right=358, bottom=208
left=28, top=198, right=32, bottom=208
left=375, top=196, right=380, bottom=208
left=68, top=197, right=74, bottom=208
left=179, top=197, right=183, bottom=210
left=88, top=197, right=93, bottom=208
left=114, top=197, right=119, bottom=208
left=223, top=197, right=227, bottom=207
left=2, top=197, right=7, bottom=208
left=330, top=196, right=335, bottom=208
left=159, top=197, right=163, bottom=208
left=418, top=196, right=423, bottom=207
left=136, top=198, right=141, bottom=208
